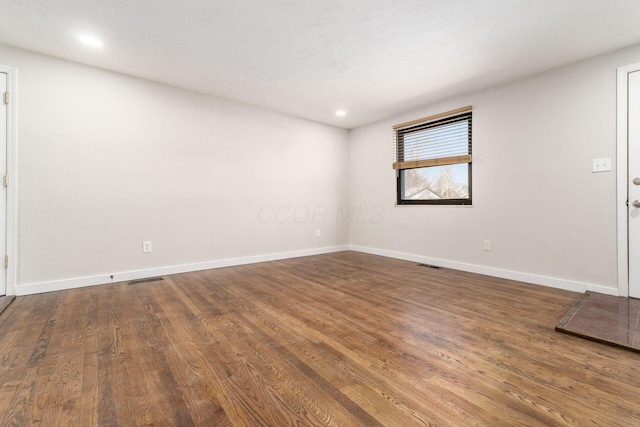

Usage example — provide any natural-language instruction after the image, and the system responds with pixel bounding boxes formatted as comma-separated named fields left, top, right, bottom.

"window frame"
left=394, top=107, right=473, bottom=206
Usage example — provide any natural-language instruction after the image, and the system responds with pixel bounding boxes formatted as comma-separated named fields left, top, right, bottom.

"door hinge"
left=5, top=255, right=8, bottom=269
left=3, top=174, right=8, bottom=187
left=3, top=92, right=8, bottom=105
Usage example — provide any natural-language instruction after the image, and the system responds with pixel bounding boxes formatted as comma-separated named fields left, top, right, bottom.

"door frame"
left=0, top=63, right=16, bottom=296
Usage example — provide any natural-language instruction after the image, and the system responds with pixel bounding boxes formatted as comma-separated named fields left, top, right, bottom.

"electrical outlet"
left=483, top=240, right=492, bottom=252
left=315, top=229, right=321, bottom=238
left=142, top=241, right=152, bottom=253
left=592, top=157, right=611, bottom=173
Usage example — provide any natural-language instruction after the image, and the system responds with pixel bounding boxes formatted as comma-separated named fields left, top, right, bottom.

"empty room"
left=1, top=0, right=640, bottom=425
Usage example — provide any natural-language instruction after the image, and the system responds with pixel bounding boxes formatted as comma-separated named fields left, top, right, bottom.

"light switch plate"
left=592, top=157, right=611, bottom=173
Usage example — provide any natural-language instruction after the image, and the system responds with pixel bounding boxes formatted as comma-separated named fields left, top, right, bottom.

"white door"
left=0, top=73, right=6, bottom=295
left=0, top=73, right=5, bottom=296
left=629, top=70, right=640, bottom=298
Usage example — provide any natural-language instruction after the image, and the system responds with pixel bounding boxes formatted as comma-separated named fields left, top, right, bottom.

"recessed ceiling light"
left=335, top=110, right=346, bottom=117
left=78, top=34, right=103, bottom=48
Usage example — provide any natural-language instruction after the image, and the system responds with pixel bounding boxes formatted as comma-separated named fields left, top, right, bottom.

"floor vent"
left=417, top=263, right=441, bottom=269
left=128, top=277, right=164, bottom=286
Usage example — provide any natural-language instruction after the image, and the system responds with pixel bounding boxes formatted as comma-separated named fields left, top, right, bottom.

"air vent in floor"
left=128, top=277, right=164, bottom=285
left=417, top=263, right=441, bottom=269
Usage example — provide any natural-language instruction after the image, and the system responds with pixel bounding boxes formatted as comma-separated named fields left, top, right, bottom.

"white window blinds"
left=393, top=106, right=472, bottom=170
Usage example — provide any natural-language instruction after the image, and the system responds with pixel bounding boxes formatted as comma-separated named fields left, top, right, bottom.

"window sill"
left=394, top=204, right=474, bottom=208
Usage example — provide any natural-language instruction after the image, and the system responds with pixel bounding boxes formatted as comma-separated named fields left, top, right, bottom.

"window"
left=393, top=106, right=472, bottom=205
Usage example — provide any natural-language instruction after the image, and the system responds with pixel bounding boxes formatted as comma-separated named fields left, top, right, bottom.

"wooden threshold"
left=0, top=295, right=15, bottom=317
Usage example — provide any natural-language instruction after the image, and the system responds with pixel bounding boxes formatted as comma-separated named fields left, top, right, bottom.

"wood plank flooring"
left=0, top=251, right=639, bottom=426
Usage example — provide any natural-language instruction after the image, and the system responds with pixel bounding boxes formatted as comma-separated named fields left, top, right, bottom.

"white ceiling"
left=1, top=0, right=640, bottom=129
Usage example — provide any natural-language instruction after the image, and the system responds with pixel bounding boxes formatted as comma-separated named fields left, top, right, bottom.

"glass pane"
left=401, top=164, right=469, bottom=200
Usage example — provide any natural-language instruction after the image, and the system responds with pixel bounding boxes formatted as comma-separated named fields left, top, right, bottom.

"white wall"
left=0, top=44, right=349, bottom=294
left=349, top=43, right=640, bottom=295
left=5, top=40, right=640, bottom=296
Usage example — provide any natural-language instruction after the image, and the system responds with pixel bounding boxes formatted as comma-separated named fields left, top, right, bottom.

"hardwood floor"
left=0, top=251, right=639, bottom=426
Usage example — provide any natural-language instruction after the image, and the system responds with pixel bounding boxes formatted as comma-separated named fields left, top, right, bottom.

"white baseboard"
left=15, top=245, right=350, bottom=296
left=15, top=244, right=620, bottom=297
left=349, top=245, right=620, bottom=296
